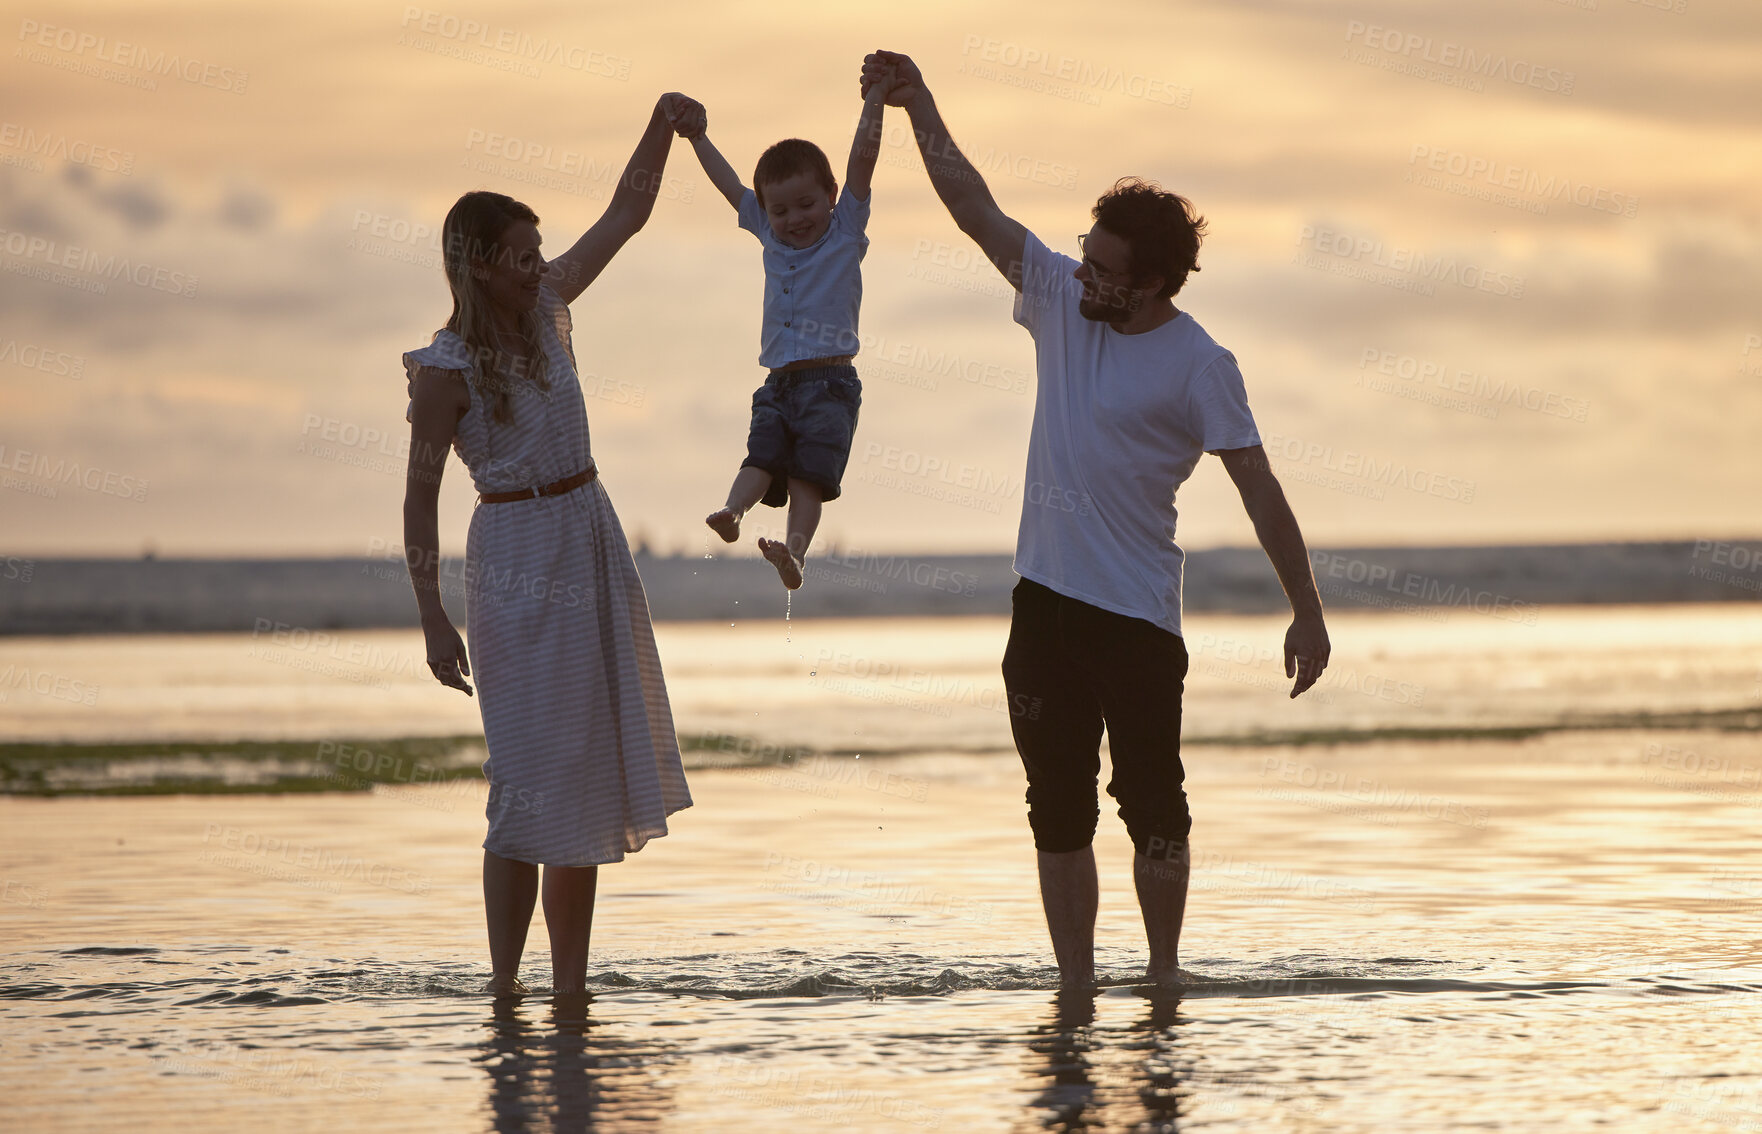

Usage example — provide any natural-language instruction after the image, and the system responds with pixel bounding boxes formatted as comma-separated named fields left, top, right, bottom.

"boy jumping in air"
left=682, top=69, right=889, bottom=589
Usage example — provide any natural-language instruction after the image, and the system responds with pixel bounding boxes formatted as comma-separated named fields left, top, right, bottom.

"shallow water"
left=7, top=734, right=1762, bottom=1130
left=4, top=606, right=1762, bottom=1130
left=3, top=605, right=1758, bottom=749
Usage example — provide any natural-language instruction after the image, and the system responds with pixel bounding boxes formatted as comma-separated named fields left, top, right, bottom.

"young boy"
left=680, top=76, right=889, bottom=589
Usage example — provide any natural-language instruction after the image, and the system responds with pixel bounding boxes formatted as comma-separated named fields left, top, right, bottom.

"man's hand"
left=1284, top=614, right=1330, bottom=698
left=658, top=92, right=705, bottom=140
left=862, top=49, right=921, bottom=106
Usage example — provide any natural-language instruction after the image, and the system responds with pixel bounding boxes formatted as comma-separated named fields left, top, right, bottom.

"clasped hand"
left=860, top=50, right=919, bottom=105
left=658, top=92, right=706, bottom=140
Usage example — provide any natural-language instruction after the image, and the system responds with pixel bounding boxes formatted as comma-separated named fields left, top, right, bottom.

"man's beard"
left=1078, top=284, right=1143, bottom=324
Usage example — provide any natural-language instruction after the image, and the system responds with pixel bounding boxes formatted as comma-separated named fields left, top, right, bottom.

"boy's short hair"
left=1092, top=177, right=1207, bottom=299
left=753, top=139, right=838, bottom=209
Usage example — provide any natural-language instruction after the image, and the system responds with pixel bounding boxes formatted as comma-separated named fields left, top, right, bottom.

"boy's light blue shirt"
left=737, top=185, right=870, bottom=368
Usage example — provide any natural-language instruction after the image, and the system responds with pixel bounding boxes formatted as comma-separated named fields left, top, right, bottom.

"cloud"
left=57, top=165, right=172, bottom=229
left=217, top=185, right=275, bottom=230
left=0, top=0, right=1756, bottom=553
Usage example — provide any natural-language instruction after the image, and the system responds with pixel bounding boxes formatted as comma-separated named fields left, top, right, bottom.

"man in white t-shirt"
left=864, top=51, right=1333, bottom=989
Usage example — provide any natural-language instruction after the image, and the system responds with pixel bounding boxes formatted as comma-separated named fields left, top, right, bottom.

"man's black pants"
left=1001, top=577, right=1191, bottom=859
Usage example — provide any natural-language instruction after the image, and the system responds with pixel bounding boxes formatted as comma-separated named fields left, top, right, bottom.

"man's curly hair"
left=1091, top=177, right=1207, bottom=299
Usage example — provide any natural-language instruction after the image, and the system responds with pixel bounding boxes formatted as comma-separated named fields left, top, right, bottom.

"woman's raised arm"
left=547, top=93, right=700, bottom=304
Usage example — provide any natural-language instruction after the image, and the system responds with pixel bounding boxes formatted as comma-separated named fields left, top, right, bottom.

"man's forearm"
left=1248, top=483, right=1325, bottom=620
left=903, top=89, right=998, bottom=228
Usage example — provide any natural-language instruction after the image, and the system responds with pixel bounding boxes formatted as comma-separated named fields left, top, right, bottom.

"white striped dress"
left=402, top=284, right=691, bottom=866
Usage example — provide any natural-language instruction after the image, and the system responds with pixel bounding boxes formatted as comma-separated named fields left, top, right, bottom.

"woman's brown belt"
left=478, top=466, right=597, bottom=504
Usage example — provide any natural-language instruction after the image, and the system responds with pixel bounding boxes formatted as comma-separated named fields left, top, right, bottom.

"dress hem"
left=481, top=797, right=693, bottom=867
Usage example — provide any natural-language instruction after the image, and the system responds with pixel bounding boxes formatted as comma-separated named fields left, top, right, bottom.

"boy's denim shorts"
left=741, top=363, right=862, bottom=508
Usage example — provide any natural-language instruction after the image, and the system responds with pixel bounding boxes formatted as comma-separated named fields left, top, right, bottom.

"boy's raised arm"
left=845, top=80, right=886, bottom=202
left=689, top=131, right=747, bottom=211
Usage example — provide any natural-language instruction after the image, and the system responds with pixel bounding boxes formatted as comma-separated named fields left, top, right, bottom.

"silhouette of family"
left=400, top=50, right=1331, bottom=996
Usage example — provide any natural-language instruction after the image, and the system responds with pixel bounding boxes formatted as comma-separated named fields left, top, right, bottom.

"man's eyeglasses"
left=1077, top=233, right=1132, bottom=281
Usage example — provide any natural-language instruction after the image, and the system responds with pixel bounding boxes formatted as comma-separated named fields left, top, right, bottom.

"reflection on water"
left=479, top=993, right=677, bottom=1132
left=1021, top=988, right=1187, bottom=1132
left=2, top=943, right=1761, bottom=1131
left=1029, top=986, right=1191, bottom=1126
left=1122, top=993, right=1186, bottom=1131
left=1025, top=989, right=1104, bottom=1128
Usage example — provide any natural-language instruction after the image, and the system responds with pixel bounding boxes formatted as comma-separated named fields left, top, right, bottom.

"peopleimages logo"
left=1260, top=431, right=1477, bottom=503
left=0, top=228, right=198, bottom=297
left=0, top=123, right=134, bottom=173
left=398, top=7, right=631, bottom=79
left=1357, top=349, right=1589, bottom=422
left=1309, top=551, right=1537, bottom=625
left=1343, top=21, right=1575, bottom=96
left=0, top=444, right=148, bottom=502
left=16, top=20, right=249, bottom=93
left=1296, top=226, right=1524, bottom=299
left=958, top=34, right=1192, bottom=107
left=1407, top=145, right=1638, bottom=218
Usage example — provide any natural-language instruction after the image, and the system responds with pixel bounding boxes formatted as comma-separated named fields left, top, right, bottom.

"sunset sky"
left=2, top=0, right=1758, bottom=557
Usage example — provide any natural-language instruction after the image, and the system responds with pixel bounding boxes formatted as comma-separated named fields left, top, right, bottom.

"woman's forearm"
left=402, top=493, right=449, bottom=622
left=606, top=105, right=675, bottom=230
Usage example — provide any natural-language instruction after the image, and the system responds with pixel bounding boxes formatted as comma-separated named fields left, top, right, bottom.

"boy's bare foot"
left=483, top=974, right=530, bottom=995
left=706, top=507, right=741, bottom=543
left=758, top=537, right=805, bottom=590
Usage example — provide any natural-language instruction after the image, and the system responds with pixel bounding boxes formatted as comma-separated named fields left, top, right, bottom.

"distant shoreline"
left=0, top=539, right=1758, bottom=636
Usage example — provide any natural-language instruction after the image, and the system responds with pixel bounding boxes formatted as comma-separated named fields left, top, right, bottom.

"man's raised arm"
left=862, top=50, right=1027, bottom=289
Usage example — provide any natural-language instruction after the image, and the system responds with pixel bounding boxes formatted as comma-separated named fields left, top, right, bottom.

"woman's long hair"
left=441, top=191, right=550, bottom=424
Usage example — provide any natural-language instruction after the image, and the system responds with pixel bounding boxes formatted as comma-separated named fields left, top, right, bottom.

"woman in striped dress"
left=402, top=93, right=702, bottom=996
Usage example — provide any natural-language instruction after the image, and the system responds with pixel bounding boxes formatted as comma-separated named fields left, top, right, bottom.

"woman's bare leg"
left=483, top=849, right=539, bottom=991
left=542, top=864, right=599, bottom=994
left=707, top=467, right=773, bottom=542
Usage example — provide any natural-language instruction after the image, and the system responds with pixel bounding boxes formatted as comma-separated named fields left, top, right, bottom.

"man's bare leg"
left=707, top=466, right=773, bottom=543
left=758, top=478, right=820, bottom=590
left=1038, top=846, right=1098, bottom=988
left=1134, top=840, right=1190, bottom=987
left=541, top=864, right=598, bottom=995
left=483, top=849, right=539, bottom=993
